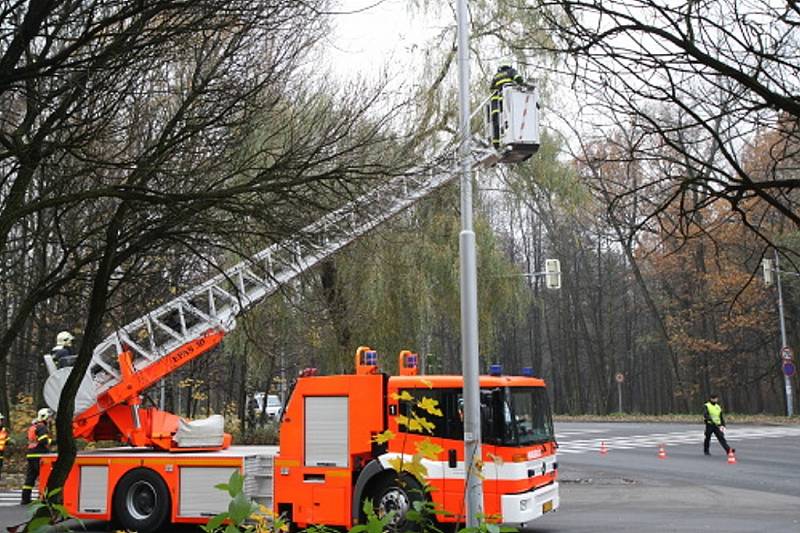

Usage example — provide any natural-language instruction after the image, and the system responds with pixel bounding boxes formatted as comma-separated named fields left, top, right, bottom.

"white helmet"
left=37, top=408, right=52, bottom=422
left=56, top=331, right=74, bottom=347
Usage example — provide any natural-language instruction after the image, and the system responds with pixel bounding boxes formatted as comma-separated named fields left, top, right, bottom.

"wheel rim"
left=378, top=487, right=411, bottom=528
left=126, top=480, right=157, bottom=520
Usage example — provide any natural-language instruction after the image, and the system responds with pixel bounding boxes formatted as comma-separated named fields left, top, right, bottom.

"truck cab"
left=273, top=349, right=558, bottom=530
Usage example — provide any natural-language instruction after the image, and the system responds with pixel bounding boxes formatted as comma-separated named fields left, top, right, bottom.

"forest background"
left=1, top=0, right=798, bottom=461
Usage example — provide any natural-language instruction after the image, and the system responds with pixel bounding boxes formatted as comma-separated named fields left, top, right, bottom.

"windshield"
left=395, top=385, right=553, bottom=447
left=501, top=387, right=554, bottom=445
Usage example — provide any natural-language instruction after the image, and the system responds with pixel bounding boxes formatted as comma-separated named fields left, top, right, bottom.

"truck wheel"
left=112, top=468, right=171, bottom=533
left=370, top=473, right=425, bottom=532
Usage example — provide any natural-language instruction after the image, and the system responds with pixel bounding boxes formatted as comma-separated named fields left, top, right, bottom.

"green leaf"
left=215, top=482, right=230, bottom=492
left=487, top=524, right=501, bottom=533
left=224, top=524, right=241, bottom=533
left=26, top=516, right=51, bottom=533
left=51, top=503, right=71, bottom=519
left=227, top=470, right=244, bottom=498
left=202, top=511, right=229, bottom=532
left=228, top=491, right=255, bottom=523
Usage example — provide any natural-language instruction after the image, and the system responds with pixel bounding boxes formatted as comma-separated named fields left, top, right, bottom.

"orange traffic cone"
left=727, top=449, right=737, bottom=464
left=657, top=444, right=667, bottom=459
left=600, top=441, right=608, bottom=455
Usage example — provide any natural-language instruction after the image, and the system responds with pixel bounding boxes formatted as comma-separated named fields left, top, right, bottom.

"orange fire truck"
left=37, top=88, right=555, bottom=531
left=40, top=347, right=558, bottom=532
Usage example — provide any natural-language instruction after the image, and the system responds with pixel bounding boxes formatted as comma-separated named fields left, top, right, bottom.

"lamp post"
left=455, top=0, right=484, bottom=525
left=773, top=250, right=795, bottom=417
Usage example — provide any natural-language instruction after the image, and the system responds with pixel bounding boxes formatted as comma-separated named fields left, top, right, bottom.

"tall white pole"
left=774, top=249, right=794, bottom=417
left=455, top=0, right=484, bottom=526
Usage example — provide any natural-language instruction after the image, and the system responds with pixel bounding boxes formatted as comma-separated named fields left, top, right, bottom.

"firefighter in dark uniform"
left=0, top=413, right=8, bottom=480
left=52, top=330, right=77, bottom=368
left=21, top=408, right=52, bottom=505
left=489, top=63, right=524, bottom=149
left=703, top=394, right=734, bottom=456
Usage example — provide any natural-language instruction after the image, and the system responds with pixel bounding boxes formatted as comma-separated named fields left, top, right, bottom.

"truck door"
left=388, top=387, right=446, bottom=511
left=441, top=389, right=499, bottom=522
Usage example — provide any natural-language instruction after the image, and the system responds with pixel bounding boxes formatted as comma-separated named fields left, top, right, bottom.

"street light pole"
left=774, top=249, right=795, bottom=416
left=455, top=0, right=484, bottom=526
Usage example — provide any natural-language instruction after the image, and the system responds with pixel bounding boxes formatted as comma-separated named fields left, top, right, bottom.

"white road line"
left=0, top=490, right=39, bottom=507
left=556, top=426, right=800, bottom=455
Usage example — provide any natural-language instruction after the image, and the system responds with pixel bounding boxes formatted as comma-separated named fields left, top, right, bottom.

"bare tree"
left=1, top=1, right=416, bottom=517
left=532, top=0, right=800, bottom=243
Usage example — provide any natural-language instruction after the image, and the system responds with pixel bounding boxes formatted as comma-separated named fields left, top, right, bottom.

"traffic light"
left=545, top=259, right=561, bottom=289
left=762, top=258, right=774, bottom=287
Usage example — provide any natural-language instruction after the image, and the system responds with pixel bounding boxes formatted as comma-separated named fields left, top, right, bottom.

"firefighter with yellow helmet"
left=21, top=408, right=52, bottom=505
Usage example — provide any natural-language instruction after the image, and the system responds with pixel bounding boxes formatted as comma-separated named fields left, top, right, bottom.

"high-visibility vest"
left=26, top=422, right=50, bottom=456
left=0, top=427, right=7, bottom=452
left=705, top=402, right=722, bottom=425
left=27, top=424, right=38, bottom=449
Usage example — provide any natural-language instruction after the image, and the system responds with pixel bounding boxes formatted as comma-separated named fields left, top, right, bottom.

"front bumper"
left=501, top=482, right=559, bottom=525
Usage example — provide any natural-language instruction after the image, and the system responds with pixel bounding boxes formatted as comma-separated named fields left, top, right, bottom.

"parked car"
left=252, top=392, right=283, bottom=419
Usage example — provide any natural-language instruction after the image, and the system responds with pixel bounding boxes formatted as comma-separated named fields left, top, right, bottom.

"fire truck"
left=40, top=347, right=558, bottom=532
left=36, top=85, right=554, bottom=531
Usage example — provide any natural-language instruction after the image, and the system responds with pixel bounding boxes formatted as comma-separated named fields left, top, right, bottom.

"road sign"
left=615, top=372, right=625, bottom=383
left=781, top=346, right=793, bottom=360
left=783, top=362, right=795, bottom=377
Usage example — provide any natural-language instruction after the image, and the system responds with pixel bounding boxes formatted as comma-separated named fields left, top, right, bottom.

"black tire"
left=112, top=468, right=171, bottom=533
left=370, top=473, right=425, bottom=532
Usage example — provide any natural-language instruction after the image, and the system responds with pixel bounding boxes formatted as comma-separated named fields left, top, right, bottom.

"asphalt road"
left=2, top=422, right=799, bottom=532
left=531, top=421, right=800, bottom=532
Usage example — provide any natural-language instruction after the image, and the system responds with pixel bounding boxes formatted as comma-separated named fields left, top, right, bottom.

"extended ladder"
left=48, top=155, right=468, bottom=414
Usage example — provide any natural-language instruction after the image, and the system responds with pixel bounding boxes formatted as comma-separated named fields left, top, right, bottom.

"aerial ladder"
left=41, top=85, right=541, bottom=453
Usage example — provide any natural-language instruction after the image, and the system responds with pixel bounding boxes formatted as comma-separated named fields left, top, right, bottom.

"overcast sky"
left=326, top=1, right=445, bottom=83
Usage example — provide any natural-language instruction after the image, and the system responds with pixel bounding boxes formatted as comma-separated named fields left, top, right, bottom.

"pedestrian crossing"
left=0, top=489, right=38, bottom=507
left=556, top=426, right=800, bottom=454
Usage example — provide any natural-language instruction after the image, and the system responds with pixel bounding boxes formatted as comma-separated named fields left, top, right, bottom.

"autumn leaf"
left=487, top=452, right=504, bottom=466
left=396, top=415, right=410, bottom=428
left=416, top=397, right=443, bottom=417
left=415, top=438, right=443, bottom=460
left=409, top=411, right=435, bottom=434
left=373, top=429, right=396, bottom=445
left=387, top=456, right=403, bottom=472
left=470, top=458, right=485, bottom=480
left=391, top=390, right=414, bottom=402
left=388, top=455, right=429, bottom=483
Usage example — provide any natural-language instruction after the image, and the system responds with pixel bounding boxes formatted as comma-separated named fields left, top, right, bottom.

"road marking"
left=556, top=426, right=800, bottom=454
left=0, top=489, right=39, bottom=507
left=555, top=429, right=607, bottom=437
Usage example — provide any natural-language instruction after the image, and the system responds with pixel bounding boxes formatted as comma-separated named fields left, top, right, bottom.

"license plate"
left=542, top=500, right=553, bottom=513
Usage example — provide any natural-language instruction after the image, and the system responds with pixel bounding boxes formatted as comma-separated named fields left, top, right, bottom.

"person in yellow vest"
left=21, top=408, right=52, bottom=505
left=0, top=413, right=8, bottom=479
left=703, top=394, right=734, bottom=456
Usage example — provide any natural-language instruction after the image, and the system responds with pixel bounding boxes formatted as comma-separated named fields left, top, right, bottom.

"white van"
left=252, top=392, right=283, bottom=419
